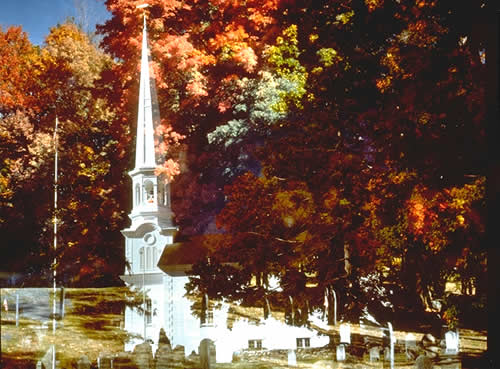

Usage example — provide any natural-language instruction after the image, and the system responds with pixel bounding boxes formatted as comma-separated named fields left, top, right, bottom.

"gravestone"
left=171, top=345, right=185, bottom=367
left=154, top=342, right=173, bottom=369
left=187, top=350, right=199, bottom=364
left=133, top=341, right=153, bottom=369
left=98, top=354, right=112, bottom=369
left=444, top=331, right=459, bottom=354
left=415, top=354, right=433, bottom=369
left=287, top=349, right=297, bottom=367
left=40, top=346, right=56, bottom=369
left=406, top=333, right=418, bottom=360
left=339, top=323, right=351, bottom=344
left=199, top=338, right=216, bottom=369
left=113, top=352, right=135, bottom=369
left=336, top=344, right=346, bottom=362
left=369, top=346, right=380, bottom=362
left=76, top=355, right=91, bottom=369
left=36, top=361, right=42, bottom=369
left=158, top=328, right=170, bottom=346
left=384, top=347, right=391, bottom=361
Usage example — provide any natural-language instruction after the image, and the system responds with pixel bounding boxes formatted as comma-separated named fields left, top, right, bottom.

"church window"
left=164, top=183, right=170, bottom=206
left=153, top=247, right=158, bottom=269
left=135, top=184, right=141, bottom=206
left=146, top=299, right=152, bottom=325
left=248, top=339, right=262, bottom=350
left=146, top=246, right=152, bottom=270
left=139, top=247, right=145, bottom=271
left=205, top=309, right=214, bottom=325
left=296, top=338, right=310, bottom=348
left=144, top=180, right=154, bottom=203
left=158, top=185, right=164, bottom=205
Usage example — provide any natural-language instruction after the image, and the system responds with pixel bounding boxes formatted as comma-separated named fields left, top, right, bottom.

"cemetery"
left=0, top=287, right=487, bottom=369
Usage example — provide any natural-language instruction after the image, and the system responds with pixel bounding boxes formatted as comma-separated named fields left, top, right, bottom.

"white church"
left=120, top=14, right=330, bottom=362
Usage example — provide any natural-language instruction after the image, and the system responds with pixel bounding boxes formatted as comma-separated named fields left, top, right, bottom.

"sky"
left=0, top=0, right=110, bottom=46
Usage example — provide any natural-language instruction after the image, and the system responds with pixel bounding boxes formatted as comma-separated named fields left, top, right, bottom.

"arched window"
left=146, top=246, right=152, bottom=270
left=158, top=185, right=164, bottom=206
left=139, top=247, right=145, bottom=271
left=164, top=183, right=170, bottom=206
left=144, top=180, right=154, bottom=204
left=135, top=184, right=141, bottom=206
left=153, top=247, right=158, bottom=269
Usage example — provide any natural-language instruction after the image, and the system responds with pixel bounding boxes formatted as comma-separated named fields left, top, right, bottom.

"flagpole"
left=52, top=116, right=59, bottom=334
left=52, top=116, right=59, bottom=369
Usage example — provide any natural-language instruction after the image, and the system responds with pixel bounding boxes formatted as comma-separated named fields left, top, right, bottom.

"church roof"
left=157, top=234, right=235, bottom=275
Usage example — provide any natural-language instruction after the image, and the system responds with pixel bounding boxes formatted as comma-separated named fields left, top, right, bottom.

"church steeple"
left=123, top=12, right=176, bottom=234
left=134, top=16, right=156, bottom=170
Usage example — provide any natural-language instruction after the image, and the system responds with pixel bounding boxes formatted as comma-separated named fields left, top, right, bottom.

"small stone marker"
left=40, top=346, right=55, bottom=369
left=415, top=354, right=433, bottom=369
left=199, top=338, right=216, bottom=369
left=97, top=354, right=112, bottom=369
left=336, top=344, right=346, bottom=361
left=339, top=323, right=351, bottom=344
left=405, top=333, right=418, bottom=359
left=113, top=352, right=135, bottom=369
left=384, top=347, right=391, bottom=361
left=172, top=345, right=185, bottom=364
left=36, top=361, right=42, bottom=369
left=154, top=341, right=173, bottom=369
left=76, top=355, right=91, bottom=369
left=287, top=349, right=297, bottom=366
left=406, top=333, right=417, bottom=351
left=369, top=346, right=380, bottom=362
left=445, top=331, right=459, bottom=354
left=133, top=341, right=153, bottom=369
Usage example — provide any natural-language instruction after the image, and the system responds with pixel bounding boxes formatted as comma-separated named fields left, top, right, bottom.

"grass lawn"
left=0, top=287, right=487, bottom=369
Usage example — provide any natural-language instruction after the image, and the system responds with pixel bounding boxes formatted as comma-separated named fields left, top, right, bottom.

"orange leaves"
left=208, top=24, right=258, bottom=72
left=365, top=0, right=384, bottom=12
left=155, top=158, right=181, bottom=182
left=0, top=26, right=39, bottom=112
left=375, top=75, right=392, bottom=93
left=408, top=195, right=426, bottom=235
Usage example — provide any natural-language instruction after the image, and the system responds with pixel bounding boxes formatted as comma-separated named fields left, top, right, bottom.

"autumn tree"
left=95, top=0, right=488, bottom=326
left=183, top=0, right=487, bottom=326
left=0, top=21, right=131, bottom=286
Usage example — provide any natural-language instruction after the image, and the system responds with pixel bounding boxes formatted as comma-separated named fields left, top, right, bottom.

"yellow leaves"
left=309, top=34, right=319, bottom=43
left=390, top=171, right=416, bottom=184
left=272, top=188, right=314, bottom=229
left=266, top=25, right=308, bottom=112
left=43, top=22, right=111, bottom=89
left=68, top=201, right=79, bottom=211
left=311, top=66, right=323, bottom=75
left=335, top=11, right=355, bottom=25
left=282, top=24, right=298, bottom=44
left=317, top=48, right=342, bottom=67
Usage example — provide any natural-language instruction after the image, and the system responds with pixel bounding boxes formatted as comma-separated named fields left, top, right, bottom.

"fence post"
left=15, top=293, right=19, bottom=327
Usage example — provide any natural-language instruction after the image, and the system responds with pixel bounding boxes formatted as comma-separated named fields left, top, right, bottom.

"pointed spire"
left=135, top=14, right=156, bottom=169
